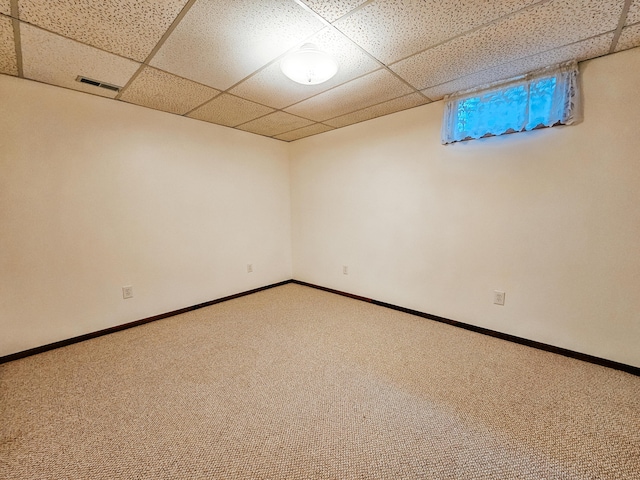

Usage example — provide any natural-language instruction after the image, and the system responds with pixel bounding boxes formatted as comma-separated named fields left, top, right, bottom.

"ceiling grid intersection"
left=1, top=0, right=638, bottom=141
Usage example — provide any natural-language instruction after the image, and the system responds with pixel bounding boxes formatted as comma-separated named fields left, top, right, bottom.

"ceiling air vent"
left=76, top=76, right=121, bottom=92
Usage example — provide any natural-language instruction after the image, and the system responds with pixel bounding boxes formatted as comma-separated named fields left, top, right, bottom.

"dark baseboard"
left=0, top=280, right=293, bottom=365
left=291, top=280, right=640, bottom=377
left=4, top=278, right=638, bottom=377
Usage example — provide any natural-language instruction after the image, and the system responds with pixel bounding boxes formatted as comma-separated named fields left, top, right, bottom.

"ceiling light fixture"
left=280, top=43, right=338, bottom=85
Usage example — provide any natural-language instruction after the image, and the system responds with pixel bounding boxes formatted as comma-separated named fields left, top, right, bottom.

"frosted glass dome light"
left=280, top=44, right=338, bottom=85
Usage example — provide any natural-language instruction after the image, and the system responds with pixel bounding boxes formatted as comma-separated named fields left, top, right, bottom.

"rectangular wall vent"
left=76, top=76, right=121, bottom=92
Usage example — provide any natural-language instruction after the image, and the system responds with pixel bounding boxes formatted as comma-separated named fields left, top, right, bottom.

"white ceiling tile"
left=187, top=93, right=274, bottom=127
left=229, top=27, right=381, bottom=109
left=391, top=0, right=623, bottom=90
left=615, top=23, right=640, bottom=52
left=626, top=0, right=640, bottom=25
left=6, top=0, right=633, bottom=137
left=335, top=0, right=540, bottom=65
left=273, top=123, right=335, bottom=142
left=119, top=66, right=220, bottom=115
left=324, top=93, right=429, bottom=128
left=150, top=0, right=325, bottom=91
left=0, top=16, right=17, bottom=75
left=422, top=33, right=614, bottom=101
left=285, top=69, right=414, bottom=121
left=17, top=0, right=189, bottom=62
left=21, top=24, right=140, bottom=98
left=236, top=111, right=314, bottom=137
left=300, top=0, right=369, bottom=22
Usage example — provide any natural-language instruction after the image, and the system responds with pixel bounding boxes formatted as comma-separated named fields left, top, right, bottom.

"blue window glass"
left=455, top=78, right=556, bottom=140
left=442, top=63, right=577, bottom=145
left=527, top=77, right=557, bottom=129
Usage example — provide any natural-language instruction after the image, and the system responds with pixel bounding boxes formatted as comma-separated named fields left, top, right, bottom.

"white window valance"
left=441, top=61, right=580, bottom=144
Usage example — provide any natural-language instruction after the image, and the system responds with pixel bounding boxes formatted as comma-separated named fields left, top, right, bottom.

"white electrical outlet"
left=122, top=285, right=133, bottom=299
left=343, top=265, right=349, bottom=275
left=493, top=290, right=505, bottom=305
left=247, top=264, right=253, bottom=273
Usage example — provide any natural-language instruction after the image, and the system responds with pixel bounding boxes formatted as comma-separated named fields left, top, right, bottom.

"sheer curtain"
left=441, top=61, right=580, bottom=144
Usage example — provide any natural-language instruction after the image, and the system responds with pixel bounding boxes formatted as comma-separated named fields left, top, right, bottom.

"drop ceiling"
left=1, top=0, right=639, bottom=142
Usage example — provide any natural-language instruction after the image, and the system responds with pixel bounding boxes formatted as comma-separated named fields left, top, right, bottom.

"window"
left=441, top=62, right=579, bottom=144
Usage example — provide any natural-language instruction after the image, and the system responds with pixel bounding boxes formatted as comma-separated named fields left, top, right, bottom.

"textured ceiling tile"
left=285, top=69, right=414, bottom=122
left=1, top=1, right=10, bottom=15
left=391, top=0, right=623, bottom=90
left=324, top=93, right=429, bottom=128
left=236, top=111, right=314, bottom=137
left=422, top=34, right=614, bottom=101
left=615, top=23, right=640, bottom=52
left=21, top=24, right=140, bottom=98
left=18, top=0, right=189, bottom=62
left=187, top=93, right=274, bottom=127
left=0, top=16, right=17, bottom=75
left=335, top=0, right=540, bottom=65
left=626, top=0, right=640, bottom=26
left=229, top=27, right=381, bottom=109
left=150, top=0, right=325, bottom=90
left=300, top=0, right=368, bottom=22
left=119, top=66, right=220, bottom=115
left=273, top=123, right=335, bottom=142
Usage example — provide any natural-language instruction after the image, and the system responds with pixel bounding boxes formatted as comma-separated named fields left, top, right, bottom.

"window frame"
left=441, top=61, right=580, bottom=145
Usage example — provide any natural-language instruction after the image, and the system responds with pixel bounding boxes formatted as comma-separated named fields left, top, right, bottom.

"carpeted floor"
left=1, top=283, right=639, bottom=479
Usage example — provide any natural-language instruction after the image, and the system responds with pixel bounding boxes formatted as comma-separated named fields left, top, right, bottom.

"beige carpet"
left=1, top=284, right=639, bottom=479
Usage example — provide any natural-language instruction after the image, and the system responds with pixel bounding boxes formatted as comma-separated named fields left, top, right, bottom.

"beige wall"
left=0, top=75, right=292, bottom=357
left=290, top=47, right=640, bottom=368
left=3, top=48, right=639, bottom=367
